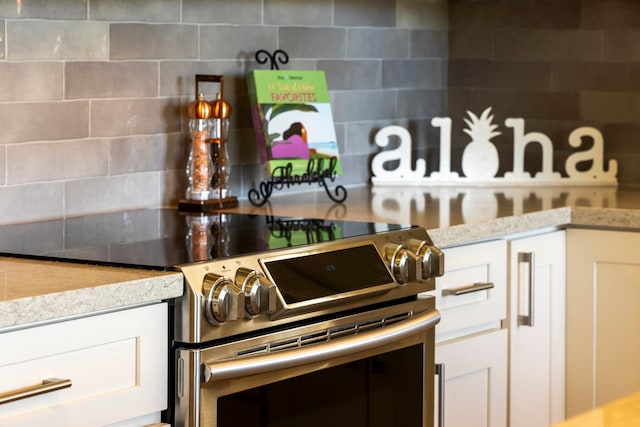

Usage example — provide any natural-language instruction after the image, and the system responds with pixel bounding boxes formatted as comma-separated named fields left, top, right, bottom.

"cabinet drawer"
left=0, top=303, right=167, bottom=427
left=427, top=239, right=507, bottom=342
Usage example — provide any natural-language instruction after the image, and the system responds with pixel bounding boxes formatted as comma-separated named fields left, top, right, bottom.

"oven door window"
left=216, top=344, right=423, bottom=427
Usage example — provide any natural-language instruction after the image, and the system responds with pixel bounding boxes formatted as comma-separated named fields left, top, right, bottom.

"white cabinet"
left=432, top=231, right=566, bottom=427
left=0, top=303, right=168, bottom=427
left=436, top=329, right=508, bottom=427
left=433, top=239, right=509, bottom=427
left=566, top=229, right=640, bottom=417
left=509, top=231, right=566, bottom=427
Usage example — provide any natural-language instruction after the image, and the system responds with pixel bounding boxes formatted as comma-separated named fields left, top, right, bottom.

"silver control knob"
left=384, top=243, right=417, bottom=284
left=235, top=267, right=277, bottom=317
left=408, top=239, right=445, bottom=279
left=203, top=273, right=245, bottom=325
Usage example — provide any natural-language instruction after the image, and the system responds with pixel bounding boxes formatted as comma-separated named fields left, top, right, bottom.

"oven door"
left=174, top=297, right=439, bottom=427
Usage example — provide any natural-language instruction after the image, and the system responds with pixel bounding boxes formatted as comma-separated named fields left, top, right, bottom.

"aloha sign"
left=371, top=107, right=618, bottom=186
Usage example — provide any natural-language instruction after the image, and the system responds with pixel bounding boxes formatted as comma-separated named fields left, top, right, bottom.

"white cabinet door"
left=0, top=303, right=168, bottom=427
left=509, top=230, right=566, bottom=427
left=435, top=329, right=508, bottom=427
left=566, top=229, right=640, bottom=417
left=432, top=240, right=508, bottom=427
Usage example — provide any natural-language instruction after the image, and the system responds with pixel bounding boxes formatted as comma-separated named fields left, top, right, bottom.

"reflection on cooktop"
left=0, top=209, right=401, bottom=270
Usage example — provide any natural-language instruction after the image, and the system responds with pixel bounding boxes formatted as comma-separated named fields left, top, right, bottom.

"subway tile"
left=382, top=59, right=445, bottom=89
left=230, top=128, right=259, bottom=165
left=0, top=101, right=89, bottom=143
left=601, top=123, right=640, bottom=154
left=7, top=21, right=108, bottom=60
left=581, top=91, right=640, bottom=124
left=335, top=153, right=371, bottom=185
left=398, top=0, right=448, bottom=30
left=449, top=30, right=493, bottom=60
left=160, top=60, right=239, bottom=97
left=0, top=0, right=86, bottom=19
left=0, top=183, right=64, bottom=225
left=582, top=0, right=640, bottom=30
left=64, top=173, right=160, bottom=216
left=0, top=20, right=4, bottom=60
left=495, top=30, right=601, bottom=61
left=449, top=1, right=580, bottom=30
left=396, top=88, right=447, bottom=119
left=91, top=98, right=182, bottom=137
left=6, top=140, right=109, bottom=185
left=604, top=31, right=640, bottom=62
left=279, top=27, right=346, bottom=59
left=347, top=29, right=409, bottom=59
left=184, top=0, right=261, bottom=24
left=344, top=120, right=402, bottom=156
left=160, top=169, right=186, bottom=207
left=331, top=90, right=398, bottom=122
left=0, top=145, right=4, bottom=185
left=473, top=89, right=580, bottom=121
left=319, top=60, right=382, bottom=90
left=200, top=26, right=277, bottom=60
left=614, top=153, right=640, bottom=185
left=0, top=62, right=63, bottom=101
left=447, top=88, right=475, bottom=119
left=66, top=62, right=159, bottom=99
left=89, top=0, right=180, bottom=22
left=110, top=24, right=197, bottom=60
left=109, top=133, right=186, bottom=175
left=553, top=62, right=640, bottom=92
left=335, top=0, right=395, bottom=27
left=264, top=0, right=332, bottom=25
left=410, top=30, right=447, bottom=59
left=449, top=60, right=551, bottom=91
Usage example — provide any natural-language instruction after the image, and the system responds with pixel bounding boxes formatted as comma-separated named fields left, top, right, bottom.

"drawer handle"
left=0, top=378, right=72, bottom=405
left=442, top=282, right=494, bottom=296
left=517, top=252, right=535, bottom=327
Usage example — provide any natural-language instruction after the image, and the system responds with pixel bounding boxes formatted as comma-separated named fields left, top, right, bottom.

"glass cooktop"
left=0, top=209, right=406, bottom=270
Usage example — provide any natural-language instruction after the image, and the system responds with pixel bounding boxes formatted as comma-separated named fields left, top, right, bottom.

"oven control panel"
left=177, top=226, right=444, bottom=341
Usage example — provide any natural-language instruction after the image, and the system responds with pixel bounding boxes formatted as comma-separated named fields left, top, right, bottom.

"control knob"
left=384, top=243, right=417, bottom=284
left=235, top=267, right=277, bottom=317
left=408, top=239, right=445, bottom=279
left=203, top=273, right=245, bottom=325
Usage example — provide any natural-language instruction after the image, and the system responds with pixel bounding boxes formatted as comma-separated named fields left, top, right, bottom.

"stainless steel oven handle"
left=202, top=308, right=441, bottom=383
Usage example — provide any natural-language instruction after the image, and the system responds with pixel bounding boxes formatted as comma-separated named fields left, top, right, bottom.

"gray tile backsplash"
left=1, top=0, right=639, bottom=224
left=110, top=23, right=198, bottom=60
left=0, top=62, right=63, bottom=101
left=7, top=21, right=108, bottom=60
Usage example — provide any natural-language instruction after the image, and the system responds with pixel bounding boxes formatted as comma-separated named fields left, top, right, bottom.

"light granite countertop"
left=0, top=257, right=183, bottom=330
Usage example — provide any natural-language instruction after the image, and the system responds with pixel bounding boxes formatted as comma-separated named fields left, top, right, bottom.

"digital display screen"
left=264, top=244, right=393, bottom=304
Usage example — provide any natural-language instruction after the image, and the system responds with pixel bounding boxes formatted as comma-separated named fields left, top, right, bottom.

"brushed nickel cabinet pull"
left=0, top=378, right=72, bottom=405
left=517, top=252, right=535, bottom=327
left=441, top=282, right=494, bottom=296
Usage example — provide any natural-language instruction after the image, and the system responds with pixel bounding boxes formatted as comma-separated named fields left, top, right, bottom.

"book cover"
left=247, top=69, right=342, bottom=177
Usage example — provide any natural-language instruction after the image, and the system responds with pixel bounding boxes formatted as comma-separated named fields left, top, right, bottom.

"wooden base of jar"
left=178, top=196, right=238, bottom=213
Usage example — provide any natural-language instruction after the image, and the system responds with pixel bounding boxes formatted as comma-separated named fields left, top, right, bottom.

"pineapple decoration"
left=461, top=107, right=501, bottom=179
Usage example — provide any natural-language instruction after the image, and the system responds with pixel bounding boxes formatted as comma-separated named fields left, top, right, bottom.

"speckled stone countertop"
left=227, top=184, right=640, bottom=247
left=0, top=257, right=183, bottom=330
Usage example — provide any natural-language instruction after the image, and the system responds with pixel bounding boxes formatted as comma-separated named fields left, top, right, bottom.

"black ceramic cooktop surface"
left=0, top=209, right=404, bottom=270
